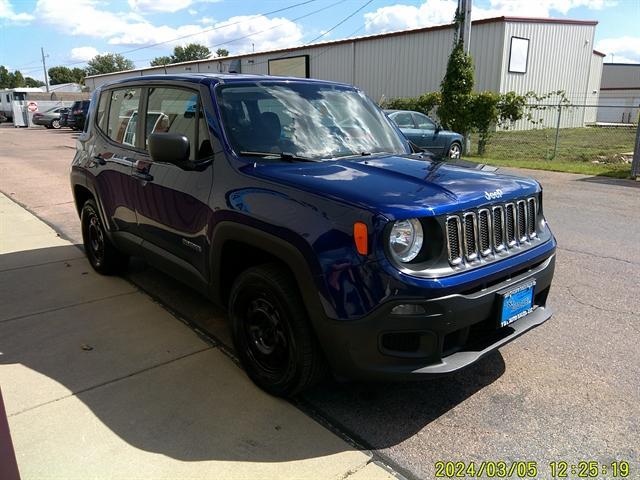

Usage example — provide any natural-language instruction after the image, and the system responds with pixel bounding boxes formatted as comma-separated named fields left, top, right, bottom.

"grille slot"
left=444, top=197, right=540, bottom=267
left=527, top=198, right=537, bottom=237
left=492, top=206, right=505, bottom=252
left=505, top=203, right=517, bottom=247
left=446, top=216, right=462, bottom=265
left=517, top=200, right=527, bottom=242
left=477, top=209, right=491, bottom=256
left=463, top=212, right=478, bottom=261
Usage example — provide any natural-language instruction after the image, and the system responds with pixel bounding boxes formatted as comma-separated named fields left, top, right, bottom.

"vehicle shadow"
left=0, top=245, right=504, bottom=464
left=577, top=174, right=640, bottom=188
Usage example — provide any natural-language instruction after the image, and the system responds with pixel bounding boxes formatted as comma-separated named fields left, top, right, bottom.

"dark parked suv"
left=67, top=100, right=90, bottom=130
left=71, top=74, right=556, bottom=396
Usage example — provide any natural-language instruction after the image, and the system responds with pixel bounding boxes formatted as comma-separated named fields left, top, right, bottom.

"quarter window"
left=145, top=87, right=210, bottom=161
left=106, top=88, right=142, bottom=147
left=96, top=92, right=109, bottom=132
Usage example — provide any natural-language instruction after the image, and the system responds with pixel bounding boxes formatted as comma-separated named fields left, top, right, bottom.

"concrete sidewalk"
left=0, top=193, right=397, bottom=480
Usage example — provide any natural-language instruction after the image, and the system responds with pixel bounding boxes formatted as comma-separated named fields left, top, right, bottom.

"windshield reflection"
left=216, top=82, right=408, bottom=161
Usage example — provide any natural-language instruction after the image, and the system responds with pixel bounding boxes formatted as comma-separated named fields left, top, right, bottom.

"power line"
left=16, top=0, right=326, bottom=74
left=128, top=0, right=349, bottom=67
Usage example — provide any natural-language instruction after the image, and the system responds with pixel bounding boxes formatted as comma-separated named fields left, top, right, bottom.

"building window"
left=509, top=37, right=529, bottom=74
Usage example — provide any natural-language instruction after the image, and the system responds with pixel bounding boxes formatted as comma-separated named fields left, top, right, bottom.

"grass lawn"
left=465, top=126, right=636, bottom=179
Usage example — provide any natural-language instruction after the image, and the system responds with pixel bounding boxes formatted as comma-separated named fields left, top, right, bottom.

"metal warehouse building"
left=597, top=63, right=640, bottom=124
left=86, top=16, right=604, bottom=128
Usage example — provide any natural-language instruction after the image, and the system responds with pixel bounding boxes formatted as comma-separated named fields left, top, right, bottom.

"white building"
left=597, top=63, right=640, bottom=124
left=85, top=16, right=604, bottom=128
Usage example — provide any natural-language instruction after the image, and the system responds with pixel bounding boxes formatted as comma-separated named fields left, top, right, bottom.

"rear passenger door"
left=132, top=84, right=214, bottom=285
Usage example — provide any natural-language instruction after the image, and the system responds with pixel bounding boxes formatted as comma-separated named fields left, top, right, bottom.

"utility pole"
left=40, top=47, right=50, bottom=93
left=459, top=0, right=472, bottom=53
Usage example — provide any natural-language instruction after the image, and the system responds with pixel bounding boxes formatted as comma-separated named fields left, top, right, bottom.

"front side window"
left=216, top=82, right=408, bottom=160
left=106, top=88, right=142, bottom=147
left=145, top=87, right=209, bottom=161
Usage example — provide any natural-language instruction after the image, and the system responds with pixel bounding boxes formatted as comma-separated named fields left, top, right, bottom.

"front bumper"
left=318, top=252, right=555, bottom=381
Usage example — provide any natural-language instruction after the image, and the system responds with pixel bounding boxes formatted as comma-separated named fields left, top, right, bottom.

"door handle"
left=132, top=171, right=154, bottom=182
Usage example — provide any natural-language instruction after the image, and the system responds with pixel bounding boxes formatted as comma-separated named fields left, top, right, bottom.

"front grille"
left=445, top=196, right=539, bottom=267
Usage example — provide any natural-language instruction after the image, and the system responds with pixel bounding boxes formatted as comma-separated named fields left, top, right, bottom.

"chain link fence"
left=472, top=103, right=639, bottom=177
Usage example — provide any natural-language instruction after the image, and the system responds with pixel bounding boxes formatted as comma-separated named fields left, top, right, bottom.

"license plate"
left=499, top=281, right=535, bottom=327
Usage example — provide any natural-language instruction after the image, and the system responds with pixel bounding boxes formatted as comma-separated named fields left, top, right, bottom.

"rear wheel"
left=448, top=141, right=462, bottom=159
left=51, top=119, right=61, bottom=129
left=81, top=200, right=128, bottom=274
left=229, top=264, right=327, bottom=397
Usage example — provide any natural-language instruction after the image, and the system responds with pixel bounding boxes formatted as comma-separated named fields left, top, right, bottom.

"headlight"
left=389, top=218, right=423, bottom=262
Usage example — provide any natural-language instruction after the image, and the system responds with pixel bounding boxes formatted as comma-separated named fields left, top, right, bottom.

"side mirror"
left=434, top=123, right=442, bottom=133
left=148, top=133, right=190, bottom=165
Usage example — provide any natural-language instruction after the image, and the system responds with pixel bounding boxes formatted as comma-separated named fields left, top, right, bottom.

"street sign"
left=27, top=101, right=38, bottom=112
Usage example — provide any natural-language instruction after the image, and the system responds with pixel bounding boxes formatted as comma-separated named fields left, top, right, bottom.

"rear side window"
left=392, top=112, right=414, bottom=128
left=145, top=87, right=210, bottom=161
left=106, top=88, right=142, bottom=147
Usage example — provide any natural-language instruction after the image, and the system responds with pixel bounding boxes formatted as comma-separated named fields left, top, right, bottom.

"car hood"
left=250, top=154, right=540, bottom=219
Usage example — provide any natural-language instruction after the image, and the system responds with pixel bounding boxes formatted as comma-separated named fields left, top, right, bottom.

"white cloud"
left=128, top=0, right=222, bottom=15
left=596, top=36, right=640, bottom=63
left=364, top=0, right=615, bottom=33
left=0, top=0, right=34, bottom=23
left=129, top=0, right=193, bottom=14
left=70, top=46, right=99, bottom=61
left=35, top=0, right=303, bottom=61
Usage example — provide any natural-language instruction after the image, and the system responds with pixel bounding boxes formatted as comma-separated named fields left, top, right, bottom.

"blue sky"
left=1, top=0, right=639, bottom=81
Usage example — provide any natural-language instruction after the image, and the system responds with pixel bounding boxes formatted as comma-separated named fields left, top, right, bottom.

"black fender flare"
left=209, top=221, right=330, bottom=333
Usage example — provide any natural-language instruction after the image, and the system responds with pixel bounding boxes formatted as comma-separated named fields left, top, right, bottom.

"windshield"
left=215, top=82, right=409, bottom=160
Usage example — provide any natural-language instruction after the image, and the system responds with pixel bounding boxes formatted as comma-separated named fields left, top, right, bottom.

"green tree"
left=85, top=53, right=135, bottom=76
left=0, top=66, right=10, bottom=88
left=49, top=66, right=75, bottom=84
left=24, top=77, right=45, bottom=88
left=10, top=70, right=25, bottom=88
left=437, top=8, right=474, bottom=144
left=215, top=48, right=229, bottom=57
left=149, top=56, right=173, bottom=67
left=150, top=43, right=212, bottom=66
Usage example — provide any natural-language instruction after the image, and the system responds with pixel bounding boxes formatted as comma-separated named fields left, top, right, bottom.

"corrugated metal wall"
left=500, top=21, right=596, bottom=129
left=584, top=53, right=603, bottom=123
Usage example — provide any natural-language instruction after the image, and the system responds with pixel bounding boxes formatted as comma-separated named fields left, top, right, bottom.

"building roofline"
left=86, top=15, right=599, bottom=80
left=602, top=62, right=640, bottom=66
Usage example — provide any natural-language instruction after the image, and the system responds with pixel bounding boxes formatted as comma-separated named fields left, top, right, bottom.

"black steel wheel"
left=81, top=200, right=128, bottom=274
left=229, top=264, right=327, bottom=397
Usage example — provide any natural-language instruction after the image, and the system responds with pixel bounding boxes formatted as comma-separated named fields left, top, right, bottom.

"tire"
left=81, top=199, right=128, bottom=274
left=448, top=141, right=462, bottom=159
left=44, top=125, right=52, bottom=129
left=51, top=119, right=61, bottom=129
left=229, top=263, right=327, bottom=397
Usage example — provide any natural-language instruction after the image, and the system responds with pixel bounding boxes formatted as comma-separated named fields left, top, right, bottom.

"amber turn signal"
left=353, top=222, right=368, bottom=255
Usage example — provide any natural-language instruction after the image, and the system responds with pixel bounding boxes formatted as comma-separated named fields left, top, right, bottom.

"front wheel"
left=448, top=141, right=462, bottom=159
left=81, top=200, right=128, bottom=274
left=229, top=264, right=327, bottom=397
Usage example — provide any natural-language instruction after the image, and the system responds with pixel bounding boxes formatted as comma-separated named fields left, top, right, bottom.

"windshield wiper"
left=239, top=151, right=317, bottom=162
left=332, top=151, right=391, bottom=159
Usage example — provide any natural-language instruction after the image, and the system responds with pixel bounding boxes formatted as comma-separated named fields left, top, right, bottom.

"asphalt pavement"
left=1, top=124, right=638, bottom=479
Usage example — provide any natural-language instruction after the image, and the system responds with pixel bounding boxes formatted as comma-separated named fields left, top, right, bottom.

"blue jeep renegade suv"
left=71, top=74, right=556, bottom=397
